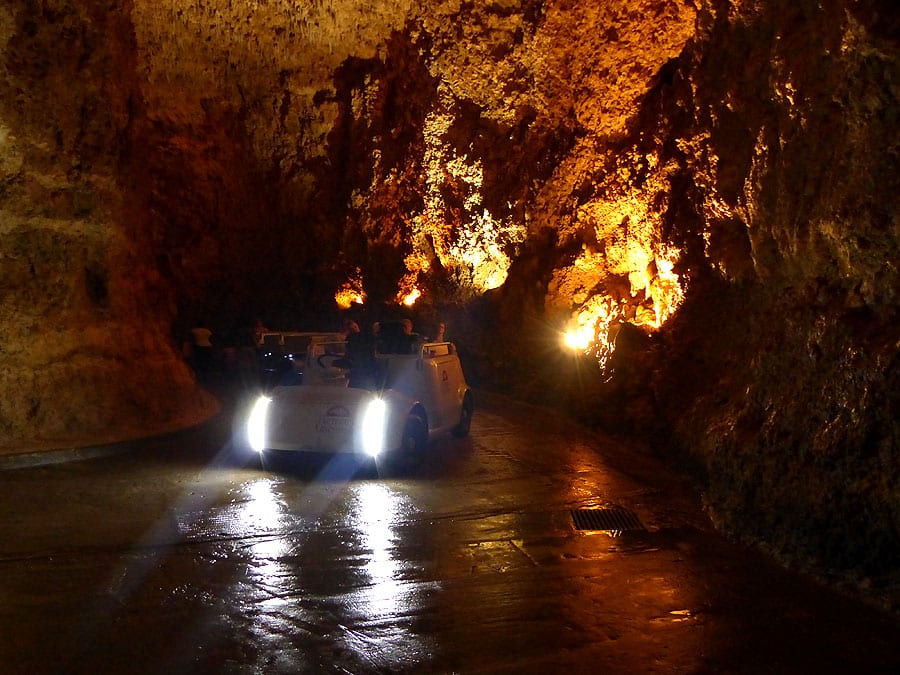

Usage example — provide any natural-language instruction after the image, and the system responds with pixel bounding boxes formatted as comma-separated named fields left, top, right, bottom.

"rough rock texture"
left=0, top=1, right=217, bottom=452
left=645, top=0, right=900, bottom=601
left=1, top=0, right=898, bottom=604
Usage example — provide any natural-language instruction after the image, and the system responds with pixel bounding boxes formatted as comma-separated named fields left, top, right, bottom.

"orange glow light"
left=395, top=268, right=423, bottom=307
left=401, top=288, right=421, bottom=307
left=335, top=269, right=366, bottom=310
left=563, top=294, right=618, bottom=366
left=563, top=326, right=593, bottom=351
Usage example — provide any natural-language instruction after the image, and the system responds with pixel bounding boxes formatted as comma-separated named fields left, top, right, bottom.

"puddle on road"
left=175, top=478, right=440, bottom=670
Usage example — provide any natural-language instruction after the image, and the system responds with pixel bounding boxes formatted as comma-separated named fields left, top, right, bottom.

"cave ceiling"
left=117, top=0, right=699, bottom=337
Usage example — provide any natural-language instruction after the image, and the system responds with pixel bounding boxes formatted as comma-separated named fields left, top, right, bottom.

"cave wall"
left=0, top=1, right=216, bottom=452
left=654, top=0, right=900, bottom=588
left=1, top=0, right=898, bottom=598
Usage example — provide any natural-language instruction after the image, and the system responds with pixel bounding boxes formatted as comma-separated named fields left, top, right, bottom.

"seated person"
left=376, top=319, right=419, bottom=354
left=345, top=324, right=377, bottom=388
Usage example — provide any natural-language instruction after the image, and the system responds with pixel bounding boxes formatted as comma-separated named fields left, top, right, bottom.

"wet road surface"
left=1, top=391, right=899, bottom=674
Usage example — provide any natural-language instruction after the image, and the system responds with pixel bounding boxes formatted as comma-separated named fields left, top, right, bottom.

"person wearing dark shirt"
left=345, top=322, right=377, bottom=388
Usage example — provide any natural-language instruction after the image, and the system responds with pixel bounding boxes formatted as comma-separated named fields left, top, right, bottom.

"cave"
left=1, top=0, right=898, bottom=609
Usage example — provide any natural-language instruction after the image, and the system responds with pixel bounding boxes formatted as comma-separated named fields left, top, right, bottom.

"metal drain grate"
left=571, top=507, right=645, bottom=532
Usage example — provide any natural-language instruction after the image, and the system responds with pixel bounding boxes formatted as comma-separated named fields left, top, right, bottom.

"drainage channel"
left=571, top=507, right=645, bottom=535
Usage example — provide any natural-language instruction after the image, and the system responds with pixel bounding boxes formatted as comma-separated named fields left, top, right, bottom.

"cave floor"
left=1, top=389, right=898, bottom=674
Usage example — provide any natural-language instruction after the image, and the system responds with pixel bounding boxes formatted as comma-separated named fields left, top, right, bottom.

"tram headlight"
left=247, top=396, right=272, bottom=452
left=361, top=398, right=387, bottom=458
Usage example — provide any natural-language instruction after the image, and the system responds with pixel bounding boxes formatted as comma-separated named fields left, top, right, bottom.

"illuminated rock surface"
left=1, top=1, right=897, bottom=603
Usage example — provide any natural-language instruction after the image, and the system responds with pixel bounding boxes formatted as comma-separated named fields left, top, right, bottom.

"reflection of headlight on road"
left=247, top=396, right=271, bottom=452
left=361, top=398, right=387, bottom=457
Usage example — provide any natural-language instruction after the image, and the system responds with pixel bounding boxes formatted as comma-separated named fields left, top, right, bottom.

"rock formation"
left=1, top=0, right=897, bottom=605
